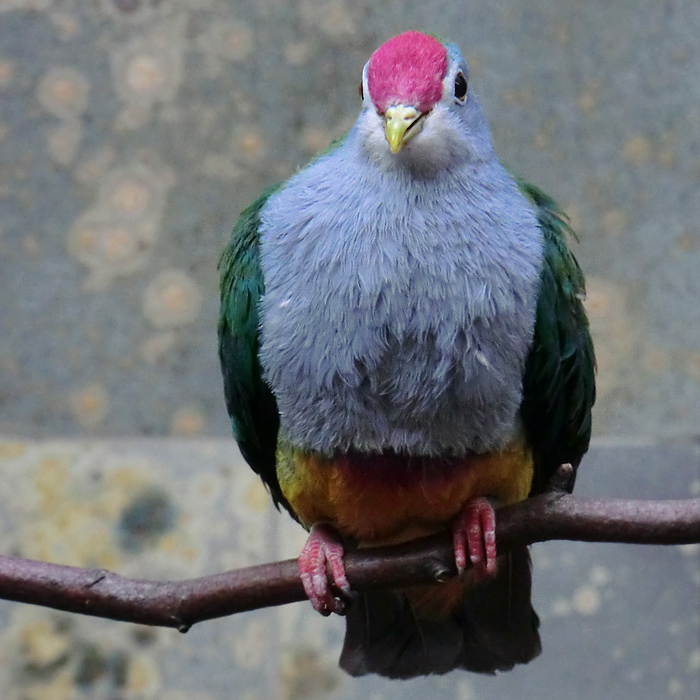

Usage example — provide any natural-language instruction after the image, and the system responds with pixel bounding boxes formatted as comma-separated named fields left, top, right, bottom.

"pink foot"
left=453, top=497, right=497, bottom=576
left=298, top=523, right=351, bottom=616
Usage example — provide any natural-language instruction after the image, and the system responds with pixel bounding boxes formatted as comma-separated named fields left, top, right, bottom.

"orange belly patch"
left=276, top=441, right=534, bottom=545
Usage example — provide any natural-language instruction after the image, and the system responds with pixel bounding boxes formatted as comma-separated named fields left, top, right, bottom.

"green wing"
left=519, top=181, right=596, bottom=495
left=218, top=184, right=292, bottom=513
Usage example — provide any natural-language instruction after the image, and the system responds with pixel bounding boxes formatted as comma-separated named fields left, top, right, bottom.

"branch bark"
left=0, top=493, right=698, bottom=632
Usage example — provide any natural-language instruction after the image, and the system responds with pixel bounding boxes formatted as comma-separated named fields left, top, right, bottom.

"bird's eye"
left=454, top=72, right=467, bottom=102
left=359, top=82, right=364, bottom=100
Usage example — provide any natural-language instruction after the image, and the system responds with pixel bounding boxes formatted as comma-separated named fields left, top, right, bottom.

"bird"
left=218, top=30, right=595, bottom=679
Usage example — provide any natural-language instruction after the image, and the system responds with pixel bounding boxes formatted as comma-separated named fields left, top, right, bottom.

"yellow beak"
left=383, top=105, right=424, bottom=154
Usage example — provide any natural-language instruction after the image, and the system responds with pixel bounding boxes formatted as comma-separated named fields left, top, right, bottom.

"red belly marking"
left=276, top=443, right=534, bottom=545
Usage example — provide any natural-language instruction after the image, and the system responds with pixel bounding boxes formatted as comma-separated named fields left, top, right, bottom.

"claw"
left=547, top=462, right=576, bottom=494
left=298, top=523, right=352, bottom=616
left=453, top=497, right=497, bottom=577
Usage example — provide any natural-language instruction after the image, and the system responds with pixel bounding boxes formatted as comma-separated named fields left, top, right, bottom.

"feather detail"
left=217, top=184, right=290, bottom=514
left=518, top=181, right=596, bottom=494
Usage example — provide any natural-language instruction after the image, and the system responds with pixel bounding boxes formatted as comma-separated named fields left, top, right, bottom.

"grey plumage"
left=259, top=120, right=543, bottom=456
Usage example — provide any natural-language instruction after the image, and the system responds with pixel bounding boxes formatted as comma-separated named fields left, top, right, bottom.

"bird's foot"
left=453, top=497, right=497, bottom=577
left=298, top=523, right=352, bottom=616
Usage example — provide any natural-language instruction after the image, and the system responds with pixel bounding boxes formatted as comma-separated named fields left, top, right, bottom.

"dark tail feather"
left=339, top=547, right=541, bottom=679
left=454, top=546, right=542, bottom=673
left=340, top=589, right=466, bottom=678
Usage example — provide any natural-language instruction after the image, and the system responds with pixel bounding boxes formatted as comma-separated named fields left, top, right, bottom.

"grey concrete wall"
left=1, top=0, right=699, bottom=439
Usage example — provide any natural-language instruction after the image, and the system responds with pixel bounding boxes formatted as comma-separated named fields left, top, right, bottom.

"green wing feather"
left=519, top=181, right=596, bottom=495
left=218, top=184, right=292, bottom=514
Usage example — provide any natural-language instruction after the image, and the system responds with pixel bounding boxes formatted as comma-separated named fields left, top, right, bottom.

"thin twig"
left=0, top=492, right=698, bottom=632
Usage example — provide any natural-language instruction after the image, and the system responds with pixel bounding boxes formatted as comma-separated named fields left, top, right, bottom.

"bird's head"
left=357, top=31, right=493, bottom=173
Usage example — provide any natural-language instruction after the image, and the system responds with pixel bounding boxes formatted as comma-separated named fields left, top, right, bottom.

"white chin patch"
left=359, top=103, right=468, bottom=174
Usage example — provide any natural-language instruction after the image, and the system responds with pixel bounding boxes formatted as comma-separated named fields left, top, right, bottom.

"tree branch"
left=0, top=492, right=698, bottom=632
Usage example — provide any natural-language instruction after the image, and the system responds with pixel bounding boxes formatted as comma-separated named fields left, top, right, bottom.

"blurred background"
left=0, top=1, right=698, bottom=699
left=2, top=0, right=700, bottom=439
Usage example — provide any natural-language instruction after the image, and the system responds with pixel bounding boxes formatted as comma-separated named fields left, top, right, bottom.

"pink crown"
left=367, top=32, right=448, bottom=114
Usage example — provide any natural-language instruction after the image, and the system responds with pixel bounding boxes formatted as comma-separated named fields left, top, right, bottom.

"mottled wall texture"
left=0, top=439, right=697, bottom=700
left=1, top=0, right=699, bottom=440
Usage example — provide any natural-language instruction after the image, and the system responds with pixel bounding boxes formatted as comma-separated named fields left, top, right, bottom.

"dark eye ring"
left=454, top=71, right=467, bottom=102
